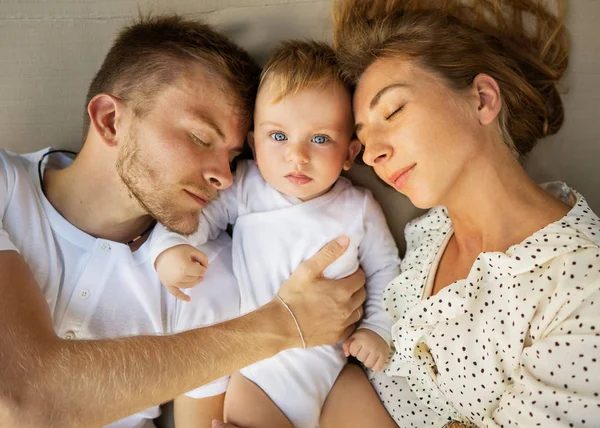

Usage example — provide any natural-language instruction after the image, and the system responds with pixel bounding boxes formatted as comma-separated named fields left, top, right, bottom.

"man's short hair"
left=84, top=15, right=260, bottom=134
left=258, top=40, right=346, bottom=103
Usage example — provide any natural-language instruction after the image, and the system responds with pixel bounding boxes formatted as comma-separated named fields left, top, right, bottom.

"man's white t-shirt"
left=0, top=148, right=240, bottom=427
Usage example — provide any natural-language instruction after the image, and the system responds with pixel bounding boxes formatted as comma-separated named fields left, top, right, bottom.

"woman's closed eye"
left=270, top=131, right=288, bottom=142
left=311, top=135, right=329, bottom=144
left=385, top=105, right=404, bottom=121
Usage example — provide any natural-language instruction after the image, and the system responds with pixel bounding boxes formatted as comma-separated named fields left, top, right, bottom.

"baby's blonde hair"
left=259, top=40, right=347, bottom=103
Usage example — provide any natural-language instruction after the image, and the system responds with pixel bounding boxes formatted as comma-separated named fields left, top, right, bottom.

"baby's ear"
left=343, top=138, right=362, bottom=171
left=247, top=131, right=257, bottom=163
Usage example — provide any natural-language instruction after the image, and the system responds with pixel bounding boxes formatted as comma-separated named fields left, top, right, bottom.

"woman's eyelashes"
left=385, top=105, right=404, bottom=121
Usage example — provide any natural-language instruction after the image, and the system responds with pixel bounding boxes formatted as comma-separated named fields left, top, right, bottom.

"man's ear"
left=470, top=73, right=502, bottom=127
left=247, top=131, right=257, bottom=164
left=87, top=94, right=126, bottom=147
left=343, top=138, right=362, bottom=171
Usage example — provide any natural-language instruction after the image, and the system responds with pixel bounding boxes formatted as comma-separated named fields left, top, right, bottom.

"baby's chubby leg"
left=224, top=372, right=293, bottom=428
left=320, top=364, right=397, bottom=428
left=174, top=393, right=226, bottom=428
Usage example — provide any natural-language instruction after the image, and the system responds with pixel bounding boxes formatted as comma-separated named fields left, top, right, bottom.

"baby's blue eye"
left=311, top=135, right=328, bottom=144
left=270, top=132, right=287, bottom=142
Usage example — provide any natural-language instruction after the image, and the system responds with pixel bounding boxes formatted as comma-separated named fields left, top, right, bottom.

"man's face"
left=116, top=64, right=247, bottom=235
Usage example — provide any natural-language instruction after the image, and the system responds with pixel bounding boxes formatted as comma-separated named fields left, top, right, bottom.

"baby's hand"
left=155, top=244, right=209, bottom=302
left=342, top=329, right=389, bottom=372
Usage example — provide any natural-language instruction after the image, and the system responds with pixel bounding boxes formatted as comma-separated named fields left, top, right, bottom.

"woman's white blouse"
left=380, top=183, right=600, bottom=427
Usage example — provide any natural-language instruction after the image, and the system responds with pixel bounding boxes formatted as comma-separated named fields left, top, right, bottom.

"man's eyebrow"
left=189, top=110, right=225, bottom=139
left=355, top=82, right=409, bottom=135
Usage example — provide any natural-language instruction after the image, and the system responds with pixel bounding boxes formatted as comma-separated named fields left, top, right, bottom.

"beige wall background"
left=0, top=0, right=598, bottom=253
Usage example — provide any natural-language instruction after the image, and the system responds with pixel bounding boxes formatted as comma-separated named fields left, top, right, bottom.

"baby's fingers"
left=372, top=354, right=386, bottom=372
left=190, top=248, right=209, bottom=268
left=356, top=346, right=370, bottom=363
left=342, top=336, right=354, bottom=357
left=177, top=277, right=204, bottom=289
left=168, top=285, right=191, bottom=302
left=348, top=339, right=363, bottom=358
left=185, top=260, right=207, bottom=277
left=363, top=351, right=379, bottom=369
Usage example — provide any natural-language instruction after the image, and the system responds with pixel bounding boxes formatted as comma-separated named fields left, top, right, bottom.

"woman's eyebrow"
left=355, top=82, right=410, bottom=135
left=369, top=82, right=409, bottom=109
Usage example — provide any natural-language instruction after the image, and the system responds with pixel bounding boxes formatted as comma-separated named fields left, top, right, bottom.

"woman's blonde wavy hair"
left=332, top=0, right=569, bottom=158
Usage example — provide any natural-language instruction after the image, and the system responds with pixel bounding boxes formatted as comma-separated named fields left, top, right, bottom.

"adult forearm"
left=2, top=300, right=291, bottom=428
left=1, top=237, right=364, bottom=427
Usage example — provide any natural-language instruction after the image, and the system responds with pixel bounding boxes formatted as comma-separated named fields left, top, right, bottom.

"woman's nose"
left=362, top=139, right=392, bottom=166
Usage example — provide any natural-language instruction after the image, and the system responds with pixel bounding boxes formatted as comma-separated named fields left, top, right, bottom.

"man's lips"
left=388, top=164, right=416, bottom=191
left=285, top=172, right=313, bottom=185
left=184, top=189, right=211, bottom=207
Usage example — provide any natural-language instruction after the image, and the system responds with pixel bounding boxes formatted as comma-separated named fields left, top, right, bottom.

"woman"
left=319, top=1, right=600, bottom=427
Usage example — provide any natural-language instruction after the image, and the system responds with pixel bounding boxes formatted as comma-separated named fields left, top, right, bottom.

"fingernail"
left=212, top=420, right=224, bottom=427
left=335, top=235, right=349, bottom=246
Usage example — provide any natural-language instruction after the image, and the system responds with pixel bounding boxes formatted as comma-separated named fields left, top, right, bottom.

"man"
left=0, top=15, right=365, bottom=427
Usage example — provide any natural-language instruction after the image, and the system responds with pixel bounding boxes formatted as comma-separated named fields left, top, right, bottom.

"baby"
left=150, top=41, right=400, bottom=427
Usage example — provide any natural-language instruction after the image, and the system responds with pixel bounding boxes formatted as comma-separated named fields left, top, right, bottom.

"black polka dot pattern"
left=375, top=183, right=600, bottom=427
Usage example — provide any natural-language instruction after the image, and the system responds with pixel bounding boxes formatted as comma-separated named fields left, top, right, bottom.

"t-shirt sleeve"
left=357, top=190, right=401, bottom=345
left=0, top=153, right=19, bottom=253
left=200, top=179, right=239, bottom=242
left=148, top=224, right=193, bottom=266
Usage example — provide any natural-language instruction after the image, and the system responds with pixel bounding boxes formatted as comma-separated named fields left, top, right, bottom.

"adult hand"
left=277, top=235, right=367, bottom=348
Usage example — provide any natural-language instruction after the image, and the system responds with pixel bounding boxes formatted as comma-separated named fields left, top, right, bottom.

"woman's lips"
left=388, top=164, right=416, bottom=191
left=285, top=173, right=313, bottom=185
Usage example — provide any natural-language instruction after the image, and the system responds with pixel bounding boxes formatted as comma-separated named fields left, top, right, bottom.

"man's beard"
left=115, top=130, right=202, bottom=236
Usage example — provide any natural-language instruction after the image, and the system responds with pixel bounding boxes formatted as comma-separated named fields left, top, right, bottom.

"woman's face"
left=353, top=58, right=484, bottom=209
